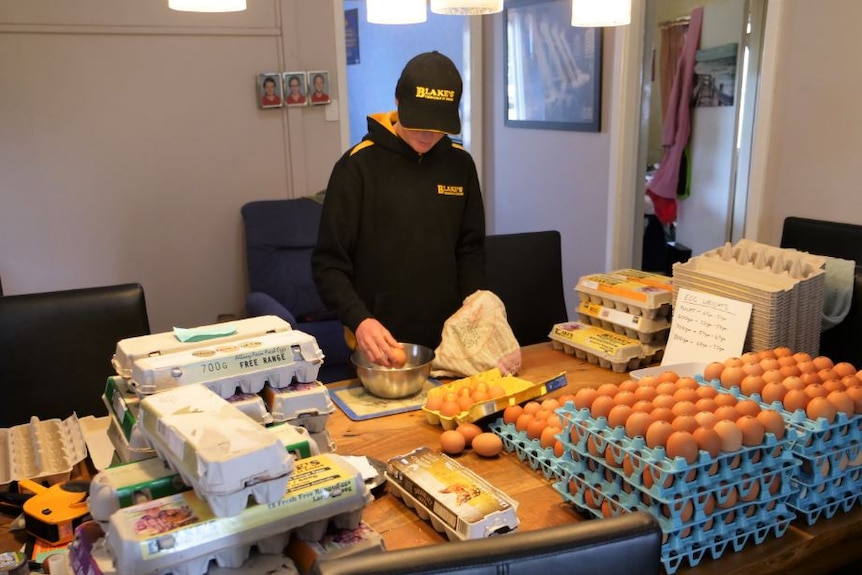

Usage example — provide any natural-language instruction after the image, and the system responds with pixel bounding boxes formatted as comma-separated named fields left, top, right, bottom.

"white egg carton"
left=89, top=457, right=187, bottom=524
left=130, top=330, right=324, bottom=397
left=227, top=392, right=273, bottom=425
left=266, top=422, right=320, bottom=460
left=386, top=447, right=519, bottom=541
left=608, top=268, right=674, bottom=292
left=310, top=429, right=336, bottom=454
left=577, top=300, right=671, bottom=344
left=548, top=321, right=661, bottom=373
left=106, top=412, right=156, bottom=464
left=102, top=454, right=371, bottom=575
left=576, top=273, right=673, bottom=319
left=261, top=381, right=335, bottom=432
left=0, top=415, right=88, bottom=485
left=102, top=376, right=150, bottom=449
left=137, top=384, right=293, bottom=517
left=112, top=315, right=293, bottom=379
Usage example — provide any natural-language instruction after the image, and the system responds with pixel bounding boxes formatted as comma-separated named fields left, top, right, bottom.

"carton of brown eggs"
left=0, top=415, right=88, bottom=485
left=548, top=321, right=663, bottom=373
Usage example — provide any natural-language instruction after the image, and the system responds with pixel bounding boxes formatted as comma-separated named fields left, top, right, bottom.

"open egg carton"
left=385, top=447, right=519, bottom=541
left=136, top=384, right=294, bottom=517
left=129, top=329, right=324, bottom=398
left=577, top=300, right=671, bottom=344
left=260, top=381, right=335, bottom=432
left=555, top=405, right=798, bottom=574
left=0, top=414, right=88, bottom=485
left=548, top=321, right=664, bottom=373
left=576, top=273, right=673, bottom=320
left=673, top=240, right=826, bottom=356
left=421, top=370, right=567, bottom=430
left=75, top=454, right=370, bottom=575
left=698, top=376, right=862, bottom=524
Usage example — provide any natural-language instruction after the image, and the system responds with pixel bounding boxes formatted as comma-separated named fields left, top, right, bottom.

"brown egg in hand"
left=389, top=345, right=407, bottom=368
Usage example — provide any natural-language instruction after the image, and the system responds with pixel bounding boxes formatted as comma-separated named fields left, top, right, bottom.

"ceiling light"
left=571, top=0, right=631, bottom=27
left=367, top=0, right=428, bottom=25
left=168, top=0, right=247, bottom=12
left=430, top=0, right=504, bottom=15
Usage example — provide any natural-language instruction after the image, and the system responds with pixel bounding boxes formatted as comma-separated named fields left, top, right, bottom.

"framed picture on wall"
left=308, top=70, right=332, bottom=105
left=257, top=73, right=283, bottom=109
left=504, top=0, right=602, bottom=132
left=283, top=72, right=308, bottom=106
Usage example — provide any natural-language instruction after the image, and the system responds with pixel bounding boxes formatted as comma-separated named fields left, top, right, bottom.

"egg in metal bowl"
left=351, top=343, right=435, bottom=399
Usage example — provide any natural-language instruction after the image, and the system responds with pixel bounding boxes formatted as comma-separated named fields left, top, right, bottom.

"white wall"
left=484, top=18, right=615, bottom=317
left=0, top=0, right=343, bottom=332
left=753, top=0, right=862, bottom=245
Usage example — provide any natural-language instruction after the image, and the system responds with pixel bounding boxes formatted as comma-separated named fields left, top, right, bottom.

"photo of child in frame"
left=258, top=73, right=283, bottom=108
left=308, top=70, right=331, bottom=105
left=283, top=72, right=308, bottom=107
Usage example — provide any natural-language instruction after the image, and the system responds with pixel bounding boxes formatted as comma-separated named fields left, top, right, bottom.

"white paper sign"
left=662, top=288, right=753, bottom=366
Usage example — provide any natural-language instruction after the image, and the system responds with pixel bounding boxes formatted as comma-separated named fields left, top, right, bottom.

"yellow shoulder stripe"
left=350, top=140, right=375, bottom=156
left=452, top=142, right=465, bottom=151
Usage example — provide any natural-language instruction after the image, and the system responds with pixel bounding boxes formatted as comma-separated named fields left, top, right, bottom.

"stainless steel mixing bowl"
left=351, top=343, right=435, bottom=399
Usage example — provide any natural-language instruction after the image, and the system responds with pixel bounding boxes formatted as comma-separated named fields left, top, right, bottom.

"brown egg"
left=773, top=346, right=793, bottom=358
left=541, top=398, right=561, bottom=411
left=713, top=405, right=740, bottom=422
left=833, top=362, right=858, bottom=378
left=703, top=362, right=725, bottom=382
left=742, top=361, right=765, bottom=376
left=799, top=372, right=822, bottom=386
left=666, top=431, right=698, bottom=463
left=720, top=367, right=745, bottom=389
left=818, top=369, right=839, bottom=383
left=526, top=417, right=548, bottom=440
left=757, top=349, right=777, bottom=361
left=675, top=377, right=699, bottom=390
left=692, top=427, right=722, bottom=458
left=489, top=384, right=507, bottom=399
left=618, top=379, right=640, bottom=393
left=779, top=364, right=802, bottom=378
left=546, top=414, right=563, bottom=430
left=573, top=388, right=599, bottom=410
left=523, top=401, right=542, bottom=415
left=695, top=385, right=719, bottom=399
left=673, top=388, right=699, bottom=403
left=634, top=385, right=659, bottom=402
left=797, top=360, right=818, bottom=374
left=826, top=390, right=855, bottom=415
left=740, top=375, right=765, bottom=397
left=812, top=356, right=834, bottom=371
left=503, top=405, right=524, bottom=425
left=632, top=400, right=654, bottom=413
left=822, top=379, right=845, bottom=394
left=656, top=382, right=678, bottom=396
left=650, top=407, right=675, bottom=423
left=777, top=355, right=798, bottom=368
left=424, top=395, right=443, bottom=411
left=695, top=398, right=718, bottom=413
left=645, top=420, right=674, bottom=448
left=713, top=420, right=743, bottom=452
left=739, top=476, right=761, bottom=502
left=724, top=357, right=744, bottom=367
left=845, top=385, right=862, bottom=414
left=390, top=346, right=407, bottom=368
left=540, top=425, right=562, bottom=449
left=736, top=399, right=762, bottom=417
left=596, top=383, right=620, bottom=397
left=713, top=393, right=738, bottom=407
left=639, top=375, right=660, bottom=387
left=759, top=358, right=780, bottom=372
left=440, top=430, right=466, bottom=454
left=607, top=405, right=634, bottom=429
left=761, top=382, right=787, bottom=405
left=657, top=370, right=680, bottom=383
left=652, top=394, right=676, bottom=409
left=456, top=423, right=483, bottom=446
left=741, top=351, right=760, bottom=363
left=472, top=433, right=503, bottom=457
left=625, top=411, right=655, bottom=438
left=783, top=389, right=810, bottom=413
left=806, top=396, right=837, bottom=423
left=439, top=400, right=462, bottom=418
left=590, top=395, right=616, bottom=419
left=554, top=440, right=565, bottom=458
left=671, top=415, right=699, bottom=434
left=694, top=411, right=719, bottom=429
left=515, top=413, right=533, bottom=432
left=804, top=384, right=829, bottom=399
left=793, top=351, right=813, bottom=363
left=671, top=401, right=698, bottom=418
left=736, top=415, right=766, bottom=446
left=614, top=391, right=637, bottom=407
left=762, top=369, right=784, bottom=384
left=757, top=409, right=786, bottom=439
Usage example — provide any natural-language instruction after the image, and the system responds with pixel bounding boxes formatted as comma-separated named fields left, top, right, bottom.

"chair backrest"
left=0, top=283, right=150, bottom=427
left=484, top=231, right=569, bottom=346
left=312, top=512, right=663, bottom=575
left=780, top=216, right=862, bottom=262
left=241, top=198, right=326, bottom=318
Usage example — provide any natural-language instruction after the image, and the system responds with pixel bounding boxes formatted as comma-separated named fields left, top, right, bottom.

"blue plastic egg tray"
left=789, top=466, right=862, bottom=525
left=489, top=420, right=563, bottom=481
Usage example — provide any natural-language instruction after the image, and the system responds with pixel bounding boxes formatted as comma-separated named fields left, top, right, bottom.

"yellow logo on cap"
left=437, top=184, right=464, bottom=196
left=416, top=87, right=456, bottom=102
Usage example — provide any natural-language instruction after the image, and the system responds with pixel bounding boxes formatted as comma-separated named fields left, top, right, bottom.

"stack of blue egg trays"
left=552, top=405, right=797, bottom=574
left=490, top=420, right=565, bottom=482
left=699, top=377, right=862, bottom=525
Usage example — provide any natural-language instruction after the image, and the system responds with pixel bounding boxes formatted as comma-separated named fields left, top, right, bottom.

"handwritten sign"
left=662, top=288, right=752, bottom=366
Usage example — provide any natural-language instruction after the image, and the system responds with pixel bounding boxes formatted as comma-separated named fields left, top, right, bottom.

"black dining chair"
left=484, top=230, right=570, bottom=346
left=0, top=283, right=150, bottom=427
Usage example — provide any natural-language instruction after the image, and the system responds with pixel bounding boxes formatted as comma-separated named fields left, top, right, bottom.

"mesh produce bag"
left=431, top=290, right=521, bottom=378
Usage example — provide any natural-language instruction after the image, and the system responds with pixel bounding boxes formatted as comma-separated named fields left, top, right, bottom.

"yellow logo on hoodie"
left=437, top=185, right=464, bottom=196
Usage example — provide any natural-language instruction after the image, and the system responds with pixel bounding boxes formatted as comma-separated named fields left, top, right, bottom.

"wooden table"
left=2, top=343, right=860, bottom=574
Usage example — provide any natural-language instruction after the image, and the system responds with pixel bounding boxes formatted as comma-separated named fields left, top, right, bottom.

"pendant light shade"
left=168, top=0, right=246, bottom=12
left=571, top=0, right=631, bottom=27
left=367, top=0, right=427, bottom=25
left=430, top=0, right=504, bottom=15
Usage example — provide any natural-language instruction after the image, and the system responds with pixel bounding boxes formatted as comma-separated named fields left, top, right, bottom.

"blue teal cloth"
left=822, top=256, right=856, bottom=331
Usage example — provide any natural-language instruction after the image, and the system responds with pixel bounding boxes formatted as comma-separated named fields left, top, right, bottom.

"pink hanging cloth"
left=647, top=6, right=704, bottom=225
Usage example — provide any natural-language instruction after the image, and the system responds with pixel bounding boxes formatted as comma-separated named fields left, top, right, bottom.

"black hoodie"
left=311, top=112, right=486, bottom=349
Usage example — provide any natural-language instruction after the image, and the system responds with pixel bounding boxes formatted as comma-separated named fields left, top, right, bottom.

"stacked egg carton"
left=553, top=406, right=798, bottom=574
left=699, top=376, right=862, bottom=525
left=560, top=270, right=673, bottom=370
left=672, top=240, right=826, bottom=356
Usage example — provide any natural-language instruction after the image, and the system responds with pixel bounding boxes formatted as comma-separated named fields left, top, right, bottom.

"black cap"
left=395, top=51, right=462, bottom=135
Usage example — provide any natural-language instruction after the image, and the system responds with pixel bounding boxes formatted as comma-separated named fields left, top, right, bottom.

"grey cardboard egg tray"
left=577, top=300, right=671, bottom=344
left=548, top=321, right=664, bottom=373
left=260, top=381, right=335, bottom=433
left=0, top=414, right=88, bottom=485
